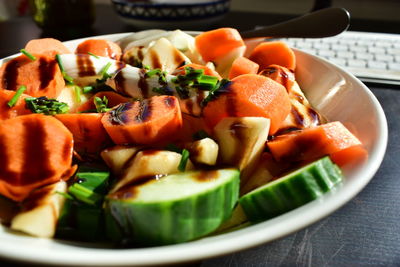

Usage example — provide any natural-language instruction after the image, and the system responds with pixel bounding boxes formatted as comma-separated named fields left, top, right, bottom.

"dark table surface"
left=0, top=4, right=399, bottom=266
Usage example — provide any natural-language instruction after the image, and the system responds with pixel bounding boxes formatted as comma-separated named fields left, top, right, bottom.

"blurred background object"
left=110, top=0, right=231, bottom=29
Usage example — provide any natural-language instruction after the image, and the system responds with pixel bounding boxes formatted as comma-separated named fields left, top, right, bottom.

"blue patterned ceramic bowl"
left=110, top=0, right=231, bottom=28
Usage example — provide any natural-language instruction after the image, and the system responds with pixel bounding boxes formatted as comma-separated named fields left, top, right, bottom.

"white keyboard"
left=284, top=31, right=400, bottom=86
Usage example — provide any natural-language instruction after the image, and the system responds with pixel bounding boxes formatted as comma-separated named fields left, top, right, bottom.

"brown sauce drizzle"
left=137, top=46, right=145, bottom=61
left=229, top=122, right=248, bottom=165
left=109, top=174, right=165, bottom=200
left=39, top=57, right=57, bottom=90
left=77, top=54, right=96, bottom=77
left=163, top=96, right=175, bottom=108
left=193, top=170, right=218, bottom=182
left=2, top=59, right=20, bottom=91
left=185, top=99, right=194, bottom=115
left=173, top=49, right=186, bottom=67
left=114, top=71, right=127, bottom=96
left=307, top=107, right=321, bottom=125
left=138, top=68, right=149, bottom=98
left=21, top=185, right=53, bottom=212
left=291, top=106, right=305, bottom=128
left=150, top=50, right=161, bottom=69
left=109, top=102, right=133, bottom=125
left=22, top=119, right=54, bottom=184
left=226, top=93, right=238, bottom=117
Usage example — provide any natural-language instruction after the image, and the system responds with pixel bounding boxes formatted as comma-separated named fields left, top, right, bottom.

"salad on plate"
left=0, top=28, right=367, bottom=246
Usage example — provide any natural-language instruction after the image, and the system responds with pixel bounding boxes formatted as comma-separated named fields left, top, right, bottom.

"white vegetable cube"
left=189, top=138, right=219, bottom=166
left=101, top=145, right=142, bottom=176
left=11, top=181, right=67, bottom=238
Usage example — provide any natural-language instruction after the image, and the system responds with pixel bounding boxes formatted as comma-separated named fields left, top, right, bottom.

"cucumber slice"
left=105, top=168, right=240, bottom=246
left=239, top=156, right=343, bottom=222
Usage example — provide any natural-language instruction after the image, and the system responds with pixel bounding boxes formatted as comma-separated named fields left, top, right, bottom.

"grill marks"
left=77, top=54, right=96, bottom=77
left=2, top=59, right=20, bottom=91
left=38, top=57, right=58, bottom=90
left=135, top=99, right=152, bottom=123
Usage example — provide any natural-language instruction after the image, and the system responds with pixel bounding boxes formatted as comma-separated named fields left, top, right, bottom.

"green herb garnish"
left=99, top=62, right=112, bottom=79
left=83, top=86, right=94, bottom=94
left=88, top=52, right=100, bottom=59
left=25, top=96, right=69, bottom=115
left=178, top=149, right=190, bottom=172
left=7, top=85, right=26, bottom=107
left=201, top=79, right=231, bottom=107
left=20, top=49, right=36, bottom=61
left=55, top=54, right=74, bottom=85
left=74, top=86, right=82, bottom=103
left=94, top=96, right=111, bottom=113
left=55, top=191, right=74, bottom=200
left=165, top=143, right=182, bottom=153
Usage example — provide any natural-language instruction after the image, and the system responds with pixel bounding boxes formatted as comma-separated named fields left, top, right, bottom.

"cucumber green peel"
left=105, top=168, right=240, bottom=246
left=240, top=157, right=343, bottom=222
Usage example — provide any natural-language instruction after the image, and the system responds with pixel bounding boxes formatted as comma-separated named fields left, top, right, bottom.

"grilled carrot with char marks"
left=0, top=54, right=65, bottom=98
left=101, top=95, right=182, bottom=145
left=24, top=38, right=71, bottom=58
left=76, top=91, right=131, bottom=113
left=0, top=114, right=73, bottom=201
left=76, top=39, right=122, bottom=60
left=0, top=90, right=31, bottom=121
left=55, top=113, right=112, bottom=155
left=203, top=74, right=291, bottom=134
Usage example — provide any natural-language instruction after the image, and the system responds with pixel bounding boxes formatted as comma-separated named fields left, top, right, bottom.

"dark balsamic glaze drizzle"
left=77, top=54, right=96, bottom=77
left=138, top=69, right=149, bottom=98
left=2, top=59, right=20, bottom=91
left=39, top=57, right=57, bottom=90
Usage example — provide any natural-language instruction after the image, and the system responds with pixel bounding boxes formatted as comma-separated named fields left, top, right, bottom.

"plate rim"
left=0, top=32, right=388, bottom=266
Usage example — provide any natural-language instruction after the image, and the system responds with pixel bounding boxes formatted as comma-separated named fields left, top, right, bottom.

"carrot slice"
left=55, top=113, right=111, bottom=155
left=174, top=113, right=210, bottom=142
left=76, top=91, right=131, bottom=113
left=203, top=74, right=291, bottom=134
left=0, top=90, right=32, bottom=121
left=259, top=64, right=295, bottom=91
left=25, top=38, right=71, bottom=58
left=267, top=121, right=366, bottom=165
left=330, top=145, right=368, bottom=167
left=101, top=95, right=183, bottom=145
left=228, top=56, right=259, bottom=79
left=195, top=28, right=245, bottom=62
left=249, top=41, right=296, bottom=71
left=173, top=63, right=222, bottom=79
left=0, top=54, right=65, bottom=98
left=75, top=39, right=122, bottom=60
left=0, top=114, right=73, bottom=201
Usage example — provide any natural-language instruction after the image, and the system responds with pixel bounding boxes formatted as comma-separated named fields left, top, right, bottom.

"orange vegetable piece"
left=0, top=54, right=65, bottom=98
left=249, top=41, right=296, bottom=71
left=76, top=91, right=131, bottom=113
left=174, top=113, right=210, bottom=142
left=330, top=146, right=368, bottom=167
left=203, top=74, right=291, bottom=134
left=259, top=64, right=295, bottom=91
left=228, top=57, right=259, bottom=79
left=267, top=121, right=366, bottom=165
left=101, top=95, right=183, bottom=145
left=0, top=90, right=31, bottom=121
left=24, top=38, right=71, bottom=58
left=173, top=63, right=222, bottom=79
left=195, top=28, right=245, bottom=62
left=76, top=39, right=122, bottom=60
left=0, top=114, right=73, bottom=201
left=55, top=113, right=112, bottom=155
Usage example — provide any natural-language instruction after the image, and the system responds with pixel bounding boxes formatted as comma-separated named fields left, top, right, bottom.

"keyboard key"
left=388, top=63, right=400, bottom=71
left=313, top=43, right=330, bottom=49
left=347, top=59, right=367, bottom=68
left=336, top=51, right=354, bottom=59
left=367, top=60, right=387, bottom=70
left=356, top=53, right=374, bottom=60
left=318, top=50, right=335, bottom=57
left=394, top=55, right=400, bottom=63
left=331, top=44, right=348, bottom=51
left=368, top=47, right=386, bottom=54
left=387, top=48, right=400, bottom=55
left=328, top=57, right=346, bottom=66
left=350, top=46, right=368, bottom=53
left=375, top=41, right=392, bottom=47
left=375, top=54, right=394, bottom=62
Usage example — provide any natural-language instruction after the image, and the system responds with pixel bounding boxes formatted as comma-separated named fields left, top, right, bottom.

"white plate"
left=0, top=33, right=388, bottom=266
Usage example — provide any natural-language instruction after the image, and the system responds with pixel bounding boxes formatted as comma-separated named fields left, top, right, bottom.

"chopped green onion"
left=145, top=69, right=162, bottom=78
left=88, top=52, right=100, bottom=59
left=74, top=86, right=82, bottom=103
left=83, top=86, right=94, bottom=94
left=25, top=96, right=69, bottom=115
left=178, top=149, right=190, bottom=172
left=201, top=79, right=231, bottom=107
left=20, top=49, right=36, bottom=61
left=68, top=184, right=103, bottom=206
left=99, top=62, right=112, bottom=79
left=197, top=75, right=219, bottom=90
left=94, top=96, right=111, bottom=113
left=7, top=85, right=26, bottom=107
left=143, top=65, right=151, bottom=70
left=55, top=54, right=65, bottom=72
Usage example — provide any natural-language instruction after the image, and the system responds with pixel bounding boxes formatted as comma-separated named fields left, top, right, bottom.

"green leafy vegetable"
left=88, top=52, right=100, bottom=59
left=7, top=85, right=26, bottom=107
left=25, top=96, right=69, bottom=115
left=20, top=49, right=36, bottom=61
left=74, top=86, right=82, bottom=103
